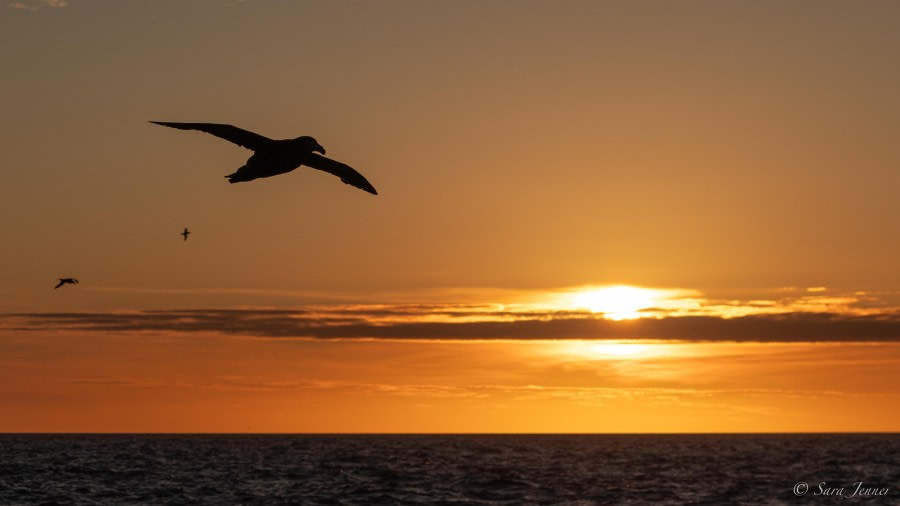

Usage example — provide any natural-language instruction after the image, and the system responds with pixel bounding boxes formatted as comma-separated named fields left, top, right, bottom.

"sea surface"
left=0, top=434, right=897, bottom=504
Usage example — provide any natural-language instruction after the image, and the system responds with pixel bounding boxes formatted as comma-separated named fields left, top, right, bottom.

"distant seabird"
left=150, top=121, right=378, bottom=195
left=181, top=227, right=190, bottom=241
left=55, top=278, right=78, bottom=289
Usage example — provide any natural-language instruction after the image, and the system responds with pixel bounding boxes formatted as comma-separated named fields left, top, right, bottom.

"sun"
left=537, top=284, right=699, bottom=320
left=569, top=285, right=662, bottom=320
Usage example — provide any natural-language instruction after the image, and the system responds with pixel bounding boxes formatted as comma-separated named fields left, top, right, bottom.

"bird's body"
left=150, top=121, right=377, bottom=195
left=228, top=139, right=318, bottom=182
left=55, top=278, right=78, bottom=289
left=181, top=227, right=190, bottom=241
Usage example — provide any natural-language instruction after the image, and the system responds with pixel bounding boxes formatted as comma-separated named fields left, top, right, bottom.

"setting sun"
left=568, top=286, right=664, bottom=320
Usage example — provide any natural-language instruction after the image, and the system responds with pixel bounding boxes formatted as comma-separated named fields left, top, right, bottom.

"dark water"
left=0, top=434, right=897, bottom=504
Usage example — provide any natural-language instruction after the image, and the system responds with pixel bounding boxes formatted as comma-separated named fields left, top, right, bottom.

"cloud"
left=67, top=377, right=141, bottom=386
left=5, top=305, right=900, bottom=342
left=7, top=0, right=68, bottom=10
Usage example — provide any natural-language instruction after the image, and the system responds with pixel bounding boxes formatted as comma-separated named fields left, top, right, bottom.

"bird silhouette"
left=181, top=227, right=190, bottom=241
left=150, top=121, right=378, bottom=195
left=55, top=278, right=78, bottom=289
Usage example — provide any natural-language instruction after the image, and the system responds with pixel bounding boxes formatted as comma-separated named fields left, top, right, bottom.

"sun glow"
left=569, top=285, right=664, bottom=320
left=590, top=343, right=649, bottom=356
left=547, top=340, right=671, bottom=361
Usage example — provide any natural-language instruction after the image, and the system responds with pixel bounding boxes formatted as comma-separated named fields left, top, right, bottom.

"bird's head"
left=295, top=136, right=326, bottom=155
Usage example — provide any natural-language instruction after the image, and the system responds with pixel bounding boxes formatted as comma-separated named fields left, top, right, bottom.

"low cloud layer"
left=5, top=305, right=900, bottom=342
left=7, top=0, right=68, bottom=10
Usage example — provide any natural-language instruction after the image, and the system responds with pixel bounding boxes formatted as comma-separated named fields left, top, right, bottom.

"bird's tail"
left=225, top=167, right=251, bottom=184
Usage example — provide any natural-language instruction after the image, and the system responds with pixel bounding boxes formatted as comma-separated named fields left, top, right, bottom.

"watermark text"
left=793, top=481, right=891, bottom=498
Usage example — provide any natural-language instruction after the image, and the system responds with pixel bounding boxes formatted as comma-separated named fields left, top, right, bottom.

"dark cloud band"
left=4, top=307, right=900, bottom=342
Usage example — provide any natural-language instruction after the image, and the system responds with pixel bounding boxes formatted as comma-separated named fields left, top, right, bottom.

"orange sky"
left=2, top=292, right=898, bottom=432
left=2, top=330, right=898, bottom=433
left=1, top=1, right=898, bottom=432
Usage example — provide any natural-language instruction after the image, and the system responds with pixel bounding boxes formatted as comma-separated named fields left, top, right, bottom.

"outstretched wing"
left=54, top=280, right=64, bottom=289
left=304, top=153, right=378, bottom=195
left=150, top=121, right=273, bottom=151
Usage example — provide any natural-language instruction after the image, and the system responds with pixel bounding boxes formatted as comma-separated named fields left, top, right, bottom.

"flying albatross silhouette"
left=55, top=278, right=78, bottom=289
left=150, top=121, right=377, bottom=195
left=181, top=227, right=190, bottom=241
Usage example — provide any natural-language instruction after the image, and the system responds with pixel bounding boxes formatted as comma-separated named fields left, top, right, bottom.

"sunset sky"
left=1, top=0, right=898, bottom=432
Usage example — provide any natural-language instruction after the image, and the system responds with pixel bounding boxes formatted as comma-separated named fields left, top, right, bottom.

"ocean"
left=0, top=434, right=896, bottom=504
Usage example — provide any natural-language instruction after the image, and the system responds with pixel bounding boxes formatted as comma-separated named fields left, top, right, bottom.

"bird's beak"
left=315, top=144, right=326, bottom=155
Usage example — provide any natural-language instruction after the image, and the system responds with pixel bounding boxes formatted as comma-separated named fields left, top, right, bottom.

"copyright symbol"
left=794, top=482, right=809, bottom=496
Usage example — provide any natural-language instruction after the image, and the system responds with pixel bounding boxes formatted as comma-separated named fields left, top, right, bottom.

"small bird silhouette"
left=55, top=278, right=78, bottom=289
left=150, top=121, right=378, bottom=195
left=181, top=227, right=190, bottom=241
